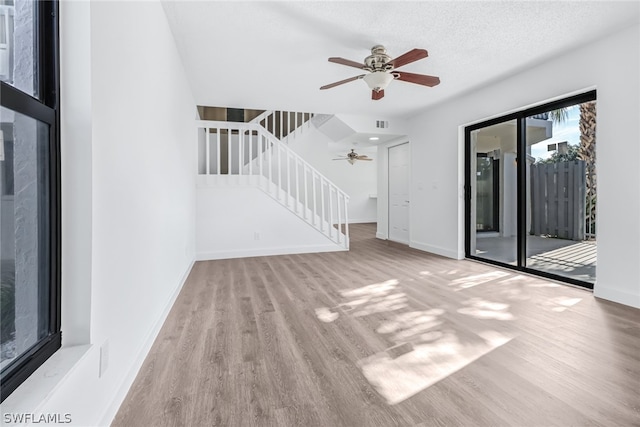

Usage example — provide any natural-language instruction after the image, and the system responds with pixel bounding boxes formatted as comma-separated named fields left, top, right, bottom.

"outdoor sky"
left=530, top=106, right=581, bottom=161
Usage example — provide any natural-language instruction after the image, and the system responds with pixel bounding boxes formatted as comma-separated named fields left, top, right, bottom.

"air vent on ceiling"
left=376, top=120, right=389, bottom=129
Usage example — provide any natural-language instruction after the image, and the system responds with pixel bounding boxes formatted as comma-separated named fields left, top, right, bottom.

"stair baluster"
left=196, top=120, right=349, bottom=249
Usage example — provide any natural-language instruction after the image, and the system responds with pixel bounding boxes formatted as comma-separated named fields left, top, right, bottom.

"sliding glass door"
left=465, top=91, right=597, bottom=289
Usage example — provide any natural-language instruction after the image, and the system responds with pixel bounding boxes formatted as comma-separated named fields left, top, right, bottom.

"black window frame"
left=464, top=90, right=597, bottom=289
left=0, top=0, right=61, bottom=402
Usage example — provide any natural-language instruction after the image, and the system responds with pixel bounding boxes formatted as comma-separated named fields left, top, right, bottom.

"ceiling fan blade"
left=394, top=71, right=440, bottom=87
left=320, top=75, right=365, bottom=90
left=372, top=89, right=384, bottom=100
left=390, top=48, right=428, bottom=68
left=357, top=157, right=374, bottom=161
left=328, top=57, right=365, bottom=69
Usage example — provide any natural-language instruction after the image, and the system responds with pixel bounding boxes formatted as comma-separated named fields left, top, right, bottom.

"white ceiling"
left=162, top=1, right=639, bottom=119
left=328, top=132, right=403, bottom=155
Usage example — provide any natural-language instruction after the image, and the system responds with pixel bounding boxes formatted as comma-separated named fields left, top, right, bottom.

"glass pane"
left=0, top=0, right=37, bottom=97
left=470, top=119, right=517, bottom=265
left=526, top=104, right=596, bottom=283
left=476, top=156, right=497, bottom=231
left=0, top=105, right=50, bottom=371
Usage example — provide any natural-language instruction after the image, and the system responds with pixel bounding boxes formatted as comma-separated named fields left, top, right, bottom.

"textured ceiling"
left=162, top=1, right=639, bottom=118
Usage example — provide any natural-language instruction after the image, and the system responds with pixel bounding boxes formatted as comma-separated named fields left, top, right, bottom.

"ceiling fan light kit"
left=320, top=45, right=440, bottom=100
left=363, top=72, right=394, bottom=92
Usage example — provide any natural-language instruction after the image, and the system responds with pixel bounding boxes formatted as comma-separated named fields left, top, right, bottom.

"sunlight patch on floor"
left=376, top=309, right=446, bottom=341
left=315, top=307, right=339, bottom=323
left=457, top=298, right=515, bottom=320
left=358, top=330, right=512, bottom=405
left=546, top=296, right=583, bottom=312
left=527, top=281, right=562, bottom=288
left=498, top=274, right=527, bottom=283
left=311, top=247, right=587, bottom=407
left=340, top=279, right=399, bottom=298
left=314, top=279, right=407, bottom=322
left=450, top=271, right=511, bottom=291
left=314, top=277, right=519, bottom=405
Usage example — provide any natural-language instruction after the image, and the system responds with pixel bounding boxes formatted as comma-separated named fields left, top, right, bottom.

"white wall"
left=196, top=184, right=343, bottom=260
left=1, top=1, right=198, bottom=425
left=325, top=149, right=377, bottom=223
left=335, top=113, right=408, bottom=137
left=88, top=0, right=199, bottom=420
left=288, top=128, right=378, bottom=223
left=403, top=24, right=640, bottom=308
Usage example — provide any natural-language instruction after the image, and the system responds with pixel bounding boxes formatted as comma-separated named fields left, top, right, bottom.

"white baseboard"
left=376, top=232, right=387, bottom=240
left=349, top=218, right=377, bottom=224
left=594, top=286, right=640, bottom=309
left=99, top=259, right=196, bottom=426
left=410, top=240, right=461, bottom=260
left=196, top=244, right=346, bottom=261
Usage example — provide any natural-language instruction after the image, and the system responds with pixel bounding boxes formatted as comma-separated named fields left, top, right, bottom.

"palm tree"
left=547, top=103, right=597, bottom=238
left=579, top=101, right=597, bottom=237
left=548, top=108, right=569, bottom=123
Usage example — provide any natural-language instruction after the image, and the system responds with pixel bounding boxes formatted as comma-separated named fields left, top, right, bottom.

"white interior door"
left=389, top=143, right=410, bottom=244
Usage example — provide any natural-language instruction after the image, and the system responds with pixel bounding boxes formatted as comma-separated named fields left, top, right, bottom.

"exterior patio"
left=475, top=235, right=596, bottom=283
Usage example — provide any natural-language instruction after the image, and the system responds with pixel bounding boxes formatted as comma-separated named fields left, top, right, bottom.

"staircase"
left=250, top=110, right=316, bottom=143
left=196, top=116, right=349, bottom=250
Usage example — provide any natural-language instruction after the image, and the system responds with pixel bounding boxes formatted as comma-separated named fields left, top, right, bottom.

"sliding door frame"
left=465, top=90, right=597, bottom=289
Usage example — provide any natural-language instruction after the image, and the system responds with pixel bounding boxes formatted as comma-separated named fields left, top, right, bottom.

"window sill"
left=0, top=344, right=92, bottom=416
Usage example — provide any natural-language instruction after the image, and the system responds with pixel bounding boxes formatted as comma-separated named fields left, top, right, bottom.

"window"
left=0, top=0, right=60, bottom=402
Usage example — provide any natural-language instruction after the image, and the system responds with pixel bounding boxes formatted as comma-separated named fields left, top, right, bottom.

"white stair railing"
left=196, top=120, right=349, bottom=249
left=250, top=110, right=315, bottom=142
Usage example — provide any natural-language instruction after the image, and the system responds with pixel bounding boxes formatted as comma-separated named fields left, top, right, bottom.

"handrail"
left=249, top=110, right=270, bottom=124
left=196, top=120, right=254, bottom=130
left=196, top=119, right=280, bottom=146
left=247, top=110, right=315, bottom=141
left=196, top=121, right=349, bottom=202
left=268, top=129, right=346, bottom=200
left=196, top=120, right=350, bottom=249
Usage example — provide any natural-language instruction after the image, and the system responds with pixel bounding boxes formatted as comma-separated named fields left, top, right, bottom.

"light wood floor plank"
left=113, top=223, right=640, bottom=427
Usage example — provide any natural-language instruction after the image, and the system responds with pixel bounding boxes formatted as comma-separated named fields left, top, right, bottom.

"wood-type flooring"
left=113, top=223, right=640, bottom=427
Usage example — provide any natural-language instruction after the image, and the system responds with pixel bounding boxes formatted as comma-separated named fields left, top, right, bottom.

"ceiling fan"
left=333, top=149, right=374, bottom=165
left=320, top=45, right=440, bottom=100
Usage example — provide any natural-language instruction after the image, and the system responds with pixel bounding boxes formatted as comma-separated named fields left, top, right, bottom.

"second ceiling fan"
left=320, top=45, right=440, bottom=100
left=333, top=149, right=373, bottom=165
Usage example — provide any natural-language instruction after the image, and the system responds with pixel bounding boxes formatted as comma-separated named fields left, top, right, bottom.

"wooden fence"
left=530, top=160, right=586, bottom=241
